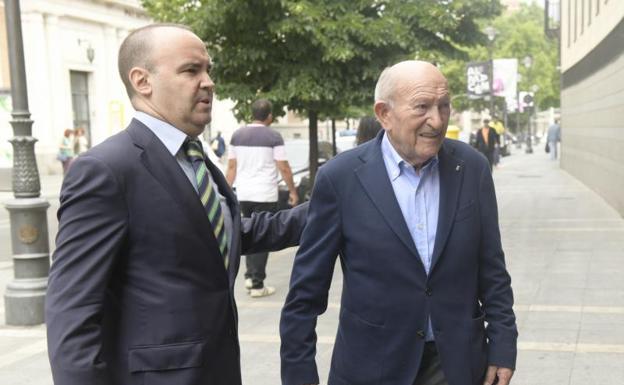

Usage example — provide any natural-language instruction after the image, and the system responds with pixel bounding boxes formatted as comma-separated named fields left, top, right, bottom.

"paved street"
left=1, top=148, right=623, bottom=384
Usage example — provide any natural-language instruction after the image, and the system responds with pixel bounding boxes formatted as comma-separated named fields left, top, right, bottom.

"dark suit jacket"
left=475, top=127, right=499, bottom=165
left=280, top=133, right=517, bottom=385
left=46, top=119, right=307, bottom=385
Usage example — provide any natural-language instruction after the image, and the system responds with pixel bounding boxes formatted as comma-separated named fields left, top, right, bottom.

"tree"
left=142, top=0, right=500, bottom=182
left=441, top=3, right=560, bottom=116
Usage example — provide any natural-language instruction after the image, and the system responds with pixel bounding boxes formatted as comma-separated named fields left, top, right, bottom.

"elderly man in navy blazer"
left=280, top=61, right=517, bottom=385
left=45, top=24, right=307, bottom=385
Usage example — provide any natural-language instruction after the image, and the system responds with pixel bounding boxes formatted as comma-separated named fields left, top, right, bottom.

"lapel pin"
left=455, top=165, right=461, bottom=172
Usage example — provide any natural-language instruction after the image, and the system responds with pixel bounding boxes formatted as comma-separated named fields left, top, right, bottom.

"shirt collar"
left=381, top=132, right=438, bottom=181
left=134, top=111, right=190, bottom=156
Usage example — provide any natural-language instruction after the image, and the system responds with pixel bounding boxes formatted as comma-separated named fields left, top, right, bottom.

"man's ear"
left=374, top=101, right=391, bottom=130
left=128, top=67, right=152, bottom=97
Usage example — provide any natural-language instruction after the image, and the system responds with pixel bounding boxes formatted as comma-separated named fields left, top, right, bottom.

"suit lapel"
left=430, top=141, right=465, bottom=272
left=126, top=121, right=216, bottom=248
left=355, top=136, right=421, bottom=262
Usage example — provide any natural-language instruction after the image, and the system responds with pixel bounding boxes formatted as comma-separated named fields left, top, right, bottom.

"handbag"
left=545, top=142, right=550, bottom=153
left=56, top=152, right=69, bottom=162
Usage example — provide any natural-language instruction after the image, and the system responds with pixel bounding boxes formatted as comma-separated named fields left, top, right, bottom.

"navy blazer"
left=46, top=120, right=307, bottom=385
left=280, top=132, right=517, bottom=385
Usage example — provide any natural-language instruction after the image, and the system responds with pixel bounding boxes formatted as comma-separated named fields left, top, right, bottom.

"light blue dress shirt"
left=134, top=112, right=233, bottom=254
left=381, top=133, right=440, bottom=341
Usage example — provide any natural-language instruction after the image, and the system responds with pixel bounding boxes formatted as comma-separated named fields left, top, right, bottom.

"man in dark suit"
left=45, top=24, right=306, bottom=385
left=280, top=61, right=517, bottom=385
left=475, top=119, right=500, bottom=170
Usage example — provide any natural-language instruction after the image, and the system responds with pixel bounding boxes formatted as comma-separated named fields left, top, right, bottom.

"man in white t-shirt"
left=226, top=99, right=298, bottom=297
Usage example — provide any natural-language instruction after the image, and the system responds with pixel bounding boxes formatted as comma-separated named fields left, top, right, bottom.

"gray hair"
left=374, top=66, right=397, bottom=107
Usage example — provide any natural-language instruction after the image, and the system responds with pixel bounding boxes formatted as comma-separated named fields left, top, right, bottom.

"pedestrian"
left=280, top=61, right=517, bottom=385
left=211, top=130, right=226, bottom=158
left=56, top=129, right=74, bottom=175
left=73, top=127, right=89, bottom=156
left=45, top=23, right=307, bottom=385
left=490, top=116, right=505, bottom=164
left=355, top=116, right=383, bottom=145
left=546, top=118, right=561, bottom=160
left=475, top=118, right=500, bottom=170
left=226, top=98, right=299, bottom=298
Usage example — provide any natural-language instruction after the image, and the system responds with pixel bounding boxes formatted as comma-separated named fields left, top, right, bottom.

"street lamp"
left=484, top=26, right=497, bottom=117
left=3, top=0, right=50, bottom=325
left=523, top=55, right=534, bottom=154
left=78, top=38, right=95, bottom=63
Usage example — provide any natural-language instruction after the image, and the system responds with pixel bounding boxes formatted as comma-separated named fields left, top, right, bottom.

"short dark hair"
left=118, top=23, right=192, bottom=99
left=251, top=99, right=273, bottom=121
left=356, top=116, right=382, bottom=145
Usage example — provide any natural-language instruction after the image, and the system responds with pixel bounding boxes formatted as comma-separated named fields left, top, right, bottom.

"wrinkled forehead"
left=390, top=62, right=448, bottom=96
left=397, top=78, right=449, bottom=101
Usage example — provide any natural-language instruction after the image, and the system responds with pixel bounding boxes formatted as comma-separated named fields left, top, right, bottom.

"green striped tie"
left=184, top=139, right=229, bottom=268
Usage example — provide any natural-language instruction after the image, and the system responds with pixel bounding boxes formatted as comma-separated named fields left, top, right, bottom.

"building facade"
left=1, top=0, right=151, bottom=175
left=0, top=0, right=240, bottom=178
left=560, top=0, right=624, bottom=216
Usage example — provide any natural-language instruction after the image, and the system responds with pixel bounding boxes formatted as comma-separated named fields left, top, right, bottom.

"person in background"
left=280, top=60, right=517, bottom=385
left=355, top=116, right=383, bottom=145
left=211, top=130, right=226, bottom=158
left=489, top=117, right=505, bottom=166
left=73, top=127, right=89, bottom=156
left=546, top=118, right=561, bottom=160
left=57, top=129, right=75, bottom=175
left=475, top=119, right=499, bottom=170
left=226, top=99, right=299, bottom=298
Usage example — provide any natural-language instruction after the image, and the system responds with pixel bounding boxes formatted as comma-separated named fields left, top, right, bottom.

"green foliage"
left=441, top=3, right=560, bottom=112
left=141, top=0, right=501, bottom=180
left=141, top=0, right=500, bottom=121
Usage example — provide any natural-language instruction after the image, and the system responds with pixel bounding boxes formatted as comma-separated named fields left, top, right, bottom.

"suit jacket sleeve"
left=478, top=164, right=518, bottom=369
left=280, top=169, right=342, bottom=385
left=240, top=201, right=308, bottom=254
left=45, top=155, right=128, bottom=385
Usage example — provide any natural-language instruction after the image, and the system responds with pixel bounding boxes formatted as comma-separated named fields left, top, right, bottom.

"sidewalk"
left=1, top=149, right=623, bottom=384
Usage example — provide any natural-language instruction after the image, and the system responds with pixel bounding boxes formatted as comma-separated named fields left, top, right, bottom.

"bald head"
left=118, top=23, right=193, bottom=99
left=374, top=61, right=447, bottom=106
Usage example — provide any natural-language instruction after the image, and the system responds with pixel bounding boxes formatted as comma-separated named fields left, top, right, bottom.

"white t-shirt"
left=228, top=124, right=287, bottom=202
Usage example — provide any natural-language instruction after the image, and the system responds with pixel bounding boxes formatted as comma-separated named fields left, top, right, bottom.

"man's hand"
left=484, top=365, right=513, bottom=385
left=288, top=190, right=299, bottom=206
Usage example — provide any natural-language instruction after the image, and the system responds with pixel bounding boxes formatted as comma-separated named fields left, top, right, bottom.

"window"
left=70, top=71, right=92, bottom=146
left=574, top=0, right=578, bottom=42
left=568, top=0, right=572, bottom=47
left=581, top=0, right=584, bottom=34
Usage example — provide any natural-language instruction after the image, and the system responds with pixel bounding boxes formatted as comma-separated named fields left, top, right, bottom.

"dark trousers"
left=413, top=342, right=449, bottom=385
left=479, top=149, right=494, bottom=171
left=241, top=201, right=278, bottom=289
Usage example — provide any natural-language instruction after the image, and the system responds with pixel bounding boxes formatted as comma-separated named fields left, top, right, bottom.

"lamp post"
left=3, top=0, right=50, bottom=325
left=484, top=26, right=497, bottom=117
left=523, top=55, right=534, bottom=154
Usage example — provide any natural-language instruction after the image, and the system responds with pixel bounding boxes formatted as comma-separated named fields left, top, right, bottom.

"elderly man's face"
left=376, top=64, right=450, bottom=168
left=146, top=28, right=214, bottom=137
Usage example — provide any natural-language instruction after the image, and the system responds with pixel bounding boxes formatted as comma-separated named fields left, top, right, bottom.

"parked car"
left=277, top=137, right=356, bottom=209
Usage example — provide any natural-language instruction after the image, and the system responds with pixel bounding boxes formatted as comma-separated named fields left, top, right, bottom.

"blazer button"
left=416, top=330, right=426, bottom=339
left=425, top=287, right=432, bottom=296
